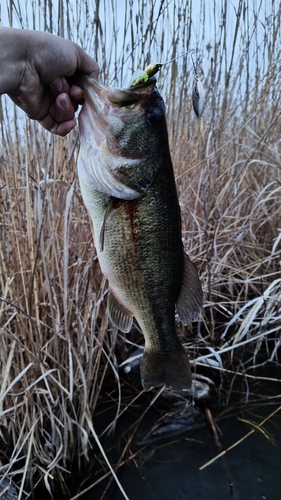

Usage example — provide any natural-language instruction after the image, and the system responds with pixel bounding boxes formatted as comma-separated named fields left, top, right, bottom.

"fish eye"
left=147, top=108, right=162, bottom=125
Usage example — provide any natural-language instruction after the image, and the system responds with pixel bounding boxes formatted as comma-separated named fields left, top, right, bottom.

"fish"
left=74, top=72, right=203, bottom=391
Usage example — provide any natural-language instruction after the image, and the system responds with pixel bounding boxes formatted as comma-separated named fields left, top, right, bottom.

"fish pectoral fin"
left=108, top=288, right=133, bottom=333
left=176, top=253, right=203, bottom=325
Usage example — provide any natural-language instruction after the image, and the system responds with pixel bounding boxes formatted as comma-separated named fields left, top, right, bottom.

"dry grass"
left=0, top=0, right=281, bottom=498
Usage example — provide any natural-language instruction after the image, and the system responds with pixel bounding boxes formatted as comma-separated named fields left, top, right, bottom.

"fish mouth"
left=70, top=72, right=157, bottom=138
left=107, top=76, right=157, bottom=106
left=71, top=71, right=157, bottom=104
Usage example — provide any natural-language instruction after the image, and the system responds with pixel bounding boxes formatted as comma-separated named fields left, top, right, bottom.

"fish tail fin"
left=140, top=348, right=192, bottom=391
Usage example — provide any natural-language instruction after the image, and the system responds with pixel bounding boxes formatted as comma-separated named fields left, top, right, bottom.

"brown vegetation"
left=0, top=0, right=280, bottom=498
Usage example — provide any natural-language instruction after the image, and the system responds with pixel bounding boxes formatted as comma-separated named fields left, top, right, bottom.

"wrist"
left=0, top=27, right=29, bottom=95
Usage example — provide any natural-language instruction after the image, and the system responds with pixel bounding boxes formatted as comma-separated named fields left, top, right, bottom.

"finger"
left=39, top=114, right=77, bottom=136
left=51, top=119, right=77, bottom=136
left=38, top=91, right=79, bottom=136
left=69, top=84, right=84, bottom=104
left=49, top=76, right=70, bottom=96
left=49, top=93, right=78, bottom=123
left=77, top=50, right=100, bottom=79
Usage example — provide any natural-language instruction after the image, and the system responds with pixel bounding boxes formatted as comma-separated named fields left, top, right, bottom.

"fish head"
left=76, top=73, right=169, bottom=199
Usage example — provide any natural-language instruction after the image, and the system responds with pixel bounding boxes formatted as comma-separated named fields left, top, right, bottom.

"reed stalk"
left=0, top=0, right=280, bottom=497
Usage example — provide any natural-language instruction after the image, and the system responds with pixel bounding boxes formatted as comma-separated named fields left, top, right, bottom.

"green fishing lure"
left=128, top=49, right=205, bottom=118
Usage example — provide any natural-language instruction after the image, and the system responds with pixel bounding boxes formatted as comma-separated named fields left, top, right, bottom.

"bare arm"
left=0, top=27, right=99, bottom=136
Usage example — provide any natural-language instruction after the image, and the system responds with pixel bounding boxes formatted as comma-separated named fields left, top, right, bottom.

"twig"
left=200, top=405, right=281, bottom=470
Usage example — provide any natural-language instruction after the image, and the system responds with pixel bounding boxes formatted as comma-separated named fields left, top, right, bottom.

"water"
left=106, top=409, right=281, bottom=500
left=75, top=369, right=281, bottom=500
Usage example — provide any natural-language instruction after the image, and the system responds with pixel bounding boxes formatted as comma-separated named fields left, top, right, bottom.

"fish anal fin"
left=108, top=288, right=133, bottom=333
left=140, top=348, right=192, bottom=391
left=176, top=253, right=203, bottom=325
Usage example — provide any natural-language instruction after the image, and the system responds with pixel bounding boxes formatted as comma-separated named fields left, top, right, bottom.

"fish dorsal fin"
left=108, top=288, right=133, bottom=333
left=176, top=253, right=203, bottom=325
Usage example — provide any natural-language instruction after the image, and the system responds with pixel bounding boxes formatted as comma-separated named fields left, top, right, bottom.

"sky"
left=0, top=0, right=274, bottom=70
left=0, top=1, right=279, bottom=120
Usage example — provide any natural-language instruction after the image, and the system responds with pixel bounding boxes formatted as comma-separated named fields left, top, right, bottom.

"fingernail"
left=61, top=95, right=71, bottom=111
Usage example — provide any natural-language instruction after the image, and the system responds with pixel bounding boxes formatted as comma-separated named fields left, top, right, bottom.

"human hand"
left=0, top=27, right=99, bottom=136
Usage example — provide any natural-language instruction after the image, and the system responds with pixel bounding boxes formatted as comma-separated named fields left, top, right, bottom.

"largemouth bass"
left=75, top=73, right=203, bottom=391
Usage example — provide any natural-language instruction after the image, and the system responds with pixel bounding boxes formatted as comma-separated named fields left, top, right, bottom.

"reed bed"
left=0, top=0, right=280, bottom=498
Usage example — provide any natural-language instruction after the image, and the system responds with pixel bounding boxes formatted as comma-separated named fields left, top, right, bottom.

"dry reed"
left=0, top=0, right=280, bottom=498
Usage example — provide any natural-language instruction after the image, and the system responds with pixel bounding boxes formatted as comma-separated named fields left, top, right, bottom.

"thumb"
left=75, top=46, right=99, bottom=79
